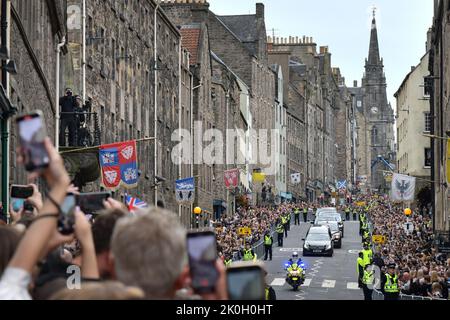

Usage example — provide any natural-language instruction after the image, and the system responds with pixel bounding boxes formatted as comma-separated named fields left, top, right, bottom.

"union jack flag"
left=125, top=194, right=148, bottom=212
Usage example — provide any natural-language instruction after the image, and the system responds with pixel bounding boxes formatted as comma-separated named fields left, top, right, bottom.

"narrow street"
left=265, top=213, right=364, bottom=300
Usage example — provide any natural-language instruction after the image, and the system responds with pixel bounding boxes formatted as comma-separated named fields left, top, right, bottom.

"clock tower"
left=361, top=9, right=396, bottom=192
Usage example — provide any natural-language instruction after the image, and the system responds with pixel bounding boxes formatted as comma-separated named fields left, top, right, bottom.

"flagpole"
left=59, top=137, right=155, bottom=154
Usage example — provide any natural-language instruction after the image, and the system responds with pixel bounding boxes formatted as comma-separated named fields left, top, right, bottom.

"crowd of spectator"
left=364, top=196, right=449, bottom=299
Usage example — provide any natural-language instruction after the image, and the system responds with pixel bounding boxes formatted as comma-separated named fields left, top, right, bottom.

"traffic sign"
left=372, top=235, right=386, bottom=245
left=238, top=227, right=252, bottom=236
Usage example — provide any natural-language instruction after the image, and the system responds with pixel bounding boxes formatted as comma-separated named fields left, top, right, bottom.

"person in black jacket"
left=59, top=88, right=77, bottom=146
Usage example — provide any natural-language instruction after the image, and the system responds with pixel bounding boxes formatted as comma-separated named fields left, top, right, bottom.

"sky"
left=208, top=0, right=433, bottom=112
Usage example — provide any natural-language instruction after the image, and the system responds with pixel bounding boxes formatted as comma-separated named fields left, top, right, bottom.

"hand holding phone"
left=16, top=111, right=50, bottom=172
left=187, top=229, right=219, bottom=294
left=76, top=192, right=111, bottom=215
left=57, top=193, right=76, bottom=235
left=226, top=262, right=266, bottom=300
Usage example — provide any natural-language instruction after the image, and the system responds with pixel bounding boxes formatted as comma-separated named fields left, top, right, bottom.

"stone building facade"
left=429, top=0, right=450, bottom=233
left=65, top=0, right=181, bottom=213
left=3, top=0, right=66, bottom=187
left=395, top=51, right=431, bottom=198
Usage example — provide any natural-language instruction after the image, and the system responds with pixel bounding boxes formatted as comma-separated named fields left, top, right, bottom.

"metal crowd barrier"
left=372, top=289, right=446, bottom=300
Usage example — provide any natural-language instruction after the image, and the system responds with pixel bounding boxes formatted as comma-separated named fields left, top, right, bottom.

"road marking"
left=270, top=278, right=286, bottom=286
left=321, top=280, right=336, bottom=288
left=279, top=248, right=303, bottom=252
left=303, top=278, right=312, bottom=287
left=347, top=282, right=360, bottom=290
left=348, top=249, right=360, bottom=254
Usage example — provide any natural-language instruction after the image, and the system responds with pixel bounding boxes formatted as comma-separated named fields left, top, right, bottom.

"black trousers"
left=284, top=225, right=288, bottom=238
left=264, top=245, right=273, bottom=260
left=60, top=118, right=77, bottom=146
left=345, top=212, right=350, bottom=220
left=384, top=293, right=399, bottom=300
left=353, top=213, right=357, bottom=221
left=362, top=285, right=373, bottom=300
left=294, top=214, right=300, bottom=225
left=287, top=219, right=291, bottom=230
left=303, top=213, right=308, bottom=222
left=277, top=233, right=283, bottom=247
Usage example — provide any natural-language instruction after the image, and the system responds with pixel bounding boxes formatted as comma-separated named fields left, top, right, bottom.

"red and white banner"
left=224, top=169, right=240, bottom=189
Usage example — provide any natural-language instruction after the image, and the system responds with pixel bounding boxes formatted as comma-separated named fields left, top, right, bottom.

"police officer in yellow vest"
left=242, top=244, right=257, bottom=262
left=282, top=215, right=288, bottom=238
left=263, top=268, right=276, bottom=300
left=303, top=206, right=308, bottom=223
left=294, top=208, right=300, bottom=225
left=263, top=231, right=273, bottom=261
left=224, top=256, right=233, bottom=267
left=362, top=244, right=373, bottom=266
left=276, top=221, right=284, bottom=247
left=357, top=252, right=365, bottom=288
left=362, top=264, right=375, bottom=300
left=381, top=263, right=400, bottom=300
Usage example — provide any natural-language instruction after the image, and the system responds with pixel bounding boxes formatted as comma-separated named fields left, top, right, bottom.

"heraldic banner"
left=99, top=140, right=139, bottom=190
left=224, top=169, right=240, bottom=189
left=391, top=173, right=416, bottom=202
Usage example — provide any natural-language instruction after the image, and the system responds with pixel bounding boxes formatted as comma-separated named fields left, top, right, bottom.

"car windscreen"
left=327, top=224, right=339, bottom=232
left=318, top=214, right=341, bottom=222
left=307, top=233, right=330, bottom=241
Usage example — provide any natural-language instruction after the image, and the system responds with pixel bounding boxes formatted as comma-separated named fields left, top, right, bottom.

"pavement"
left=263, top=213, right=365, bottom=300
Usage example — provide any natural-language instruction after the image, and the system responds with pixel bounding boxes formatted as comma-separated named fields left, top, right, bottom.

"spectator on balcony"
left=59, top=88, right=77, bottom=147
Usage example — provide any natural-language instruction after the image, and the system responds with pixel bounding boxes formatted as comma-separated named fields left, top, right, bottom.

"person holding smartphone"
left=111, top=208, right=227, bottom=300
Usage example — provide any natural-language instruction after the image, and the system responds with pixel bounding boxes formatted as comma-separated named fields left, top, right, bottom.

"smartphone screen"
left=10, top=185, right=34, bottom=199
left=57, top=194, right=76, bottom=235
left=226, top=266, right=265, bottom=300
left=187, top=231, right=219, bottom=294
left=76, top=192, right=111, bottom=214
left=16, top=112, right=50, bottom=171
left=11, top=198, right=25, bottom=212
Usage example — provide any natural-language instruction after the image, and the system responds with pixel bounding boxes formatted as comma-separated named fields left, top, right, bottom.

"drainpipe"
left=55, top=36, right=66, bottom=151
left=154, top=2, right=159, bottom=206
left=1, top=0, right=10, bottom=219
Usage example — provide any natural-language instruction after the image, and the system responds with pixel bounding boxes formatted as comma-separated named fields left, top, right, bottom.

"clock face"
left=371, top=107, right=379, bottom=114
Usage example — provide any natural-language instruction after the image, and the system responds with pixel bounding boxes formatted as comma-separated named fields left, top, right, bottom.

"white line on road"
left=347, top=282, right=360, bottom=290
left=321, top=280, right=336, bottom=288
left=303, top=279, right=312, bottom=287
left=270, top=278, right=286, bottom=286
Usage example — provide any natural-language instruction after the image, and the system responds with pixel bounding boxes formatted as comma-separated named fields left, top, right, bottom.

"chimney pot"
left=353, top=80, right=358, bottom=87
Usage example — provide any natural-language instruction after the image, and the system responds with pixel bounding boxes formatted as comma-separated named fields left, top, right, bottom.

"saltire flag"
left=125, top=194, right=149, bottom=213
left=290, top=173, right=301, bottom=184
left=391, top=173, right=416, bottom=201
left=224, top=169, right=240, bottom=189
left=99, top=140, right=138, bottom=190
left=176, top=177, right=195, bottom=203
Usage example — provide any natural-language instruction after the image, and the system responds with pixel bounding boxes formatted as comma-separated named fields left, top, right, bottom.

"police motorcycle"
left=284, top=252, right=306, bottom=291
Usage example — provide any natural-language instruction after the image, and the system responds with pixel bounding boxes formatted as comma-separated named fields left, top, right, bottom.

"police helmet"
left=292, top=252, right=298, bottom=259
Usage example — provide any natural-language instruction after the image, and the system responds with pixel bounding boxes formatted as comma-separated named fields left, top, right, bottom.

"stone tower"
left=362, top=12, right=396, bottom=192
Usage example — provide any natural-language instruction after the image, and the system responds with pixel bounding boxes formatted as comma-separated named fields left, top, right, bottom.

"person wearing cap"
left=263, top=268, right=276, bottom=300
left=263, top=230, right=273, bottom=261
left=381, top=263, right=400, bottom=300
left=59, top=88, right=78, bottom=146
left=361, top=264, right=375, bottom=300
left=357, top=252, right=365, bottom=288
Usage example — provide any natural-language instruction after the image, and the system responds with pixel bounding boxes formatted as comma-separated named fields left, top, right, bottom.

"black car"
left=302, top=225, right=333, bottom=257
left=315, top=213, right=344, bottom=237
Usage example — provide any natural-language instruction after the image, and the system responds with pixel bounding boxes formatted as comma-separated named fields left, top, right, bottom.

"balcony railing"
left=59, top=111, right=101, bottom=148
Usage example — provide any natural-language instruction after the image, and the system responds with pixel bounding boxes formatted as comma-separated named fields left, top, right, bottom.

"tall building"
left=429, top=0, right=450, bottom=234
left=352, top=12, right=396, bottom=193
left=395, top=50, right=431, bottom=199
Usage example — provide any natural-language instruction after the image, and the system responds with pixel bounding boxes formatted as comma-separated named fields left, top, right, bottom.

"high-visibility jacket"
left=276, top=224, right=284, bottom=234
left=362, top=249, right=373, bottom=266
left=281, top=216, right=287, bottom=225
left=303, top=208, right=308, bottom=213
left=362, top=270, right=375, bottom=285
left=384, top=274, right=399, bottom=293
left=224, top=259, right=232, bottom=267
left=265, top=287, right=270, bottom=300
left=294, top=209, right=300, bottom=215
left=264, top=235, right=273, bottom=246
left=357, top=257, right=365, bottom=275
left=345, top=208, right=350, bottom=213
left=243, top=249, right=255, bottom=261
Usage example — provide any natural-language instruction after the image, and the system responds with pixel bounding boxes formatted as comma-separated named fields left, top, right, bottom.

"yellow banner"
left=447, top=140, right=450, bottom=184
left=253, top=172, right=266, bottom=183
left=372, top=235, right=386, bottom=245
left=238, top=227, right=252, bottom=236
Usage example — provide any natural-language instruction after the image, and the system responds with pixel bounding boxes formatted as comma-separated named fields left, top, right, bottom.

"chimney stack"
left=353, top=80, right=358, bottom=87
left=256, top=3, right=264, bottom=19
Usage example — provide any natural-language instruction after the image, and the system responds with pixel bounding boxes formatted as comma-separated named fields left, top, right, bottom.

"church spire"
left=367, top=8, right=381, bottom=66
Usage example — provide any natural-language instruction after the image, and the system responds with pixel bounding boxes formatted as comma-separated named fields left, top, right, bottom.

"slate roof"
left=216, top=15, right=258, bottom=43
